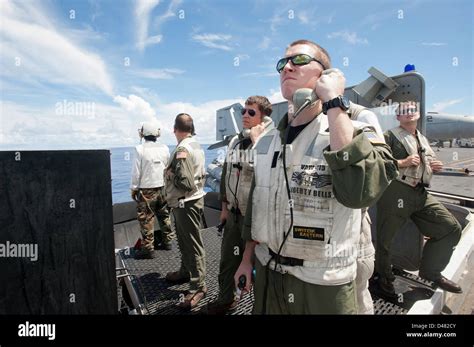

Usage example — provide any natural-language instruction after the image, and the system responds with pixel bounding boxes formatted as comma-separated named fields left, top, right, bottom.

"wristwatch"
left=322, top=95, right=350, bottom=115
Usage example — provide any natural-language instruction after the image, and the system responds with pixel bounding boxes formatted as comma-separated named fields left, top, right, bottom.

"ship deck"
left=116, top=225, right=448, bottom=315
left=115, top=146, right=474, bottom=315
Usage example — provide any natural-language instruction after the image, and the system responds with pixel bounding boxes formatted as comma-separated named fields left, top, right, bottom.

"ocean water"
left=110, top=145, right=223, bottom=204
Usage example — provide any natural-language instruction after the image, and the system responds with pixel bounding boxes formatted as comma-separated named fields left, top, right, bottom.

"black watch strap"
left=322, top=96, right=347, bottom=115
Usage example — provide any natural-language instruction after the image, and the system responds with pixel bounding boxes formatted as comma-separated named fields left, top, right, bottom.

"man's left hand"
left=314, top=68, right=345, bottom=103
left=430, top=160, right=443, bottom=173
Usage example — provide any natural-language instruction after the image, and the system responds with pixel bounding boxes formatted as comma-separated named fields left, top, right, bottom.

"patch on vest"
left=176, top=151, right=187, bottom=159
left=363, top=130, right=384, bottom=144
left=293, top=226, right=324, bottom=241
left=291, top=171, right=332, bottom=188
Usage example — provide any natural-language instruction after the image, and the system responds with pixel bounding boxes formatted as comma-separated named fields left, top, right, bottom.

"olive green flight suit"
left=215, top=160, right=246, bottom=305
left=375, top=130, right=462, bottom=281
left=167, top=144, right=206, bottom=293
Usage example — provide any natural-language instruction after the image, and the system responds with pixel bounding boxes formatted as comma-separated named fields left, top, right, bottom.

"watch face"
left=341, top=96, right=350, bottom=109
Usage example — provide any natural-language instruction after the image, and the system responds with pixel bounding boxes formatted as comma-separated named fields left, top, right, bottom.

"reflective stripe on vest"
left=224, top=135, right=254, bottom=216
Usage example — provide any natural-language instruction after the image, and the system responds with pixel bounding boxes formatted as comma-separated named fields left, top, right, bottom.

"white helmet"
left=139, top=121, right=161, bottom=137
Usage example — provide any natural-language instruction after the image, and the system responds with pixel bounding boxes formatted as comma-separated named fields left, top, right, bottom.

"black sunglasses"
left=398, top=108, right=418, bottom=116
left=241, top=108, right=256, bottom=117
left=276, top=54, right=326, bottom=73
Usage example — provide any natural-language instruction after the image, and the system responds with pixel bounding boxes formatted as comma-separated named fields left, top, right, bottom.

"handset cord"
left=262, top=99, right=312, bottom=314
left=226, top=138, right=244, bottom=219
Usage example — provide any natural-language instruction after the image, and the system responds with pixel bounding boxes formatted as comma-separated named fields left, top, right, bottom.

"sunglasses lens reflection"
left=241, top=109, right=256, bottom=117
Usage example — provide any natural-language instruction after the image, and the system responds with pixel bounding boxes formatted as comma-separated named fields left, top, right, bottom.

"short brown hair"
left=174, top=113, right=196, bottom=135
left=287, top=39, right=331, bottom=70
left=245, top=95, right=273, bottom=117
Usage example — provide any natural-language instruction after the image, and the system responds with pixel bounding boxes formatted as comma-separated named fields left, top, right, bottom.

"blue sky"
left=0, top=0, right=472, bottom=148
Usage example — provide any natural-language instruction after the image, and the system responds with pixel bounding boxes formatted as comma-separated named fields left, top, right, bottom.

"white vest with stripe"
left=390, top=126, right=435, bottom=187
left=166, top=136, right=206, bottom=208
left=252, top=114, right=363, bottom=285
left=224, top=135, right=254, bottom=216
left=224, top=123, right=275, bottom=216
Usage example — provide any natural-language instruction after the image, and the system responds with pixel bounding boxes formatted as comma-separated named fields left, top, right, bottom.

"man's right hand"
left=401, top=154, right=420, bottom=167
left=234, top=259, right=254, bottom=296
left=131, top=189, right=139, bottom=201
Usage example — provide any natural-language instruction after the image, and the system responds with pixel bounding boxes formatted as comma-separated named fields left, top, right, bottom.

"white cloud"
left=192, top=33, right=233, bottom=51
left=135, top=0, right=182, bottom=52
left=0, top=100, right=139, bottom=149
left=144, top=34, right=163, bottom=47
left=0, top=0, right=114, bottom=95
left=327, top=30, right=369, bottom=45
left=89, top=0, right=102, bottom=22
left=268, top=89, right=286, bottom=104
left=153, top=0, right=182, bottom=28
left=113, top=94, right=156, bottom=121
left=153, top=98, right=246, bottom=144
left=0, top=94, right=246, bottom=149
left=422, top=42, right=447, bottom=46
left=131, top=68, right=185, bottom=79
left=298, top=12, right=309, bottom=24
left=258, top=36, right=271, bottom=50
left=432, top=99, right=463, bottom=112
left=135, top=0, right=160, bottom=51
left=66, top=24, right=106, bottom=43
left=268, top=13, right=283, bottom=33
left=237, top=54, right=250, bottom=60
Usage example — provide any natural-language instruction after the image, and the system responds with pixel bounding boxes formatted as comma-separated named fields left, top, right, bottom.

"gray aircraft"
left=425, top=111, right=474, bottom=143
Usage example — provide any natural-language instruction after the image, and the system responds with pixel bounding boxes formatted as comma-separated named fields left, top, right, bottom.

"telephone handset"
left=291, top=68, right=339, bottom=120
left=242, top=116, right=273, bottom=138
left=292, top=88, right=318, bottom=112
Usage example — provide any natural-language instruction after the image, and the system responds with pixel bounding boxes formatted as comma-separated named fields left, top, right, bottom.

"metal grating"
left=118, top=226, right=254, bottom=315
left=118, top=226, right=434, bottom=315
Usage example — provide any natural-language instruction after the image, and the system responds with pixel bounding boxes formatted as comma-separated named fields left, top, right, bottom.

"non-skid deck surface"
left=118, top=226, right=435, bottom=315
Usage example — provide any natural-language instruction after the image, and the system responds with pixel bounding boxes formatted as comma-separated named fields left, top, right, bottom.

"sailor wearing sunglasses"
left=234, top=39, right=398, bottom=314
left=207, top=96, right=273, bottom=315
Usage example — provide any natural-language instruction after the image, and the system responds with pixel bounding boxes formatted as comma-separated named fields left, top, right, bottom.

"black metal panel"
left=0, top=150, right=116, bottom=314
left=113, top=201, right=137, bottom=224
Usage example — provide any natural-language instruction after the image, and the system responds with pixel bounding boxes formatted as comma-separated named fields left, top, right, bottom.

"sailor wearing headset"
left=234, top=39, right=398, bottom=314
left=207, top=96, right=274, bottom=315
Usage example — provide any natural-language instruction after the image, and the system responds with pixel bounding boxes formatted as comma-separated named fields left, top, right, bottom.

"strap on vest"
left=268, top=248, right=304, bottom=267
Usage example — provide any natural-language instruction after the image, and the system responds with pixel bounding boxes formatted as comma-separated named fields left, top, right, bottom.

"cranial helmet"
left=140, top=121, right=161, bottom=137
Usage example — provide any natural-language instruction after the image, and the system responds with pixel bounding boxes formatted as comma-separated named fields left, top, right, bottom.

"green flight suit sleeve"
left=383, top=130, right=393, bottom=149
left=170, top=147, right=196, bottom=192
left=323, top=129, right=399, bottom=208
left=242, top=177, right=255, bottom=241
left=219, top=161, right=228, bottom=201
